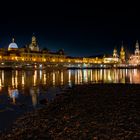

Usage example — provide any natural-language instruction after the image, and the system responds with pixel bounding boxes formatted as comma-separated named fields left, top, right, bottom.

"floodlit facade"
left=129, top=41, right=140, bottom=66
left=0, top=36, right=105, bottom=66
left=0, top=36, right=130, bottom=68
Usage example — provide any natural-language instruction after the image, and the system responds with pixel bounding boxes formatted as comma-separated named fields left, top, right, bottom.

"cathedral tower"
left=113, top=48, right=118, bottom=58
left=29, top=35, right=39, bottom=51
left=135, top=40, right=140, bottom=56
left=120, top=42, right=125, bottom=63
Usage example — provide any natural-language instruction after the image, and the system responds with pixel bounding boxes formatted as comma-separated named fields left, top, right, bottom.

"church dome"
left=8, top=38, right=18, bottom=51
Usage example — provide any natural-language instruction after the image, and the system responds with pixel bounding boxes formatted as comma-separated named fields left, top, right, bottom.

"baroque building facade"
left=0, top=36, right=129, bottom=68
left=129, top=40, right=140, bottom=65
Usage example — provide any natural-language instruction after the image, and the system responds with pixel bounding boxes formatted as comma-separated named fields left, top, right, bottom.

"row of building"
left=0, top=36, right=139, bottom=66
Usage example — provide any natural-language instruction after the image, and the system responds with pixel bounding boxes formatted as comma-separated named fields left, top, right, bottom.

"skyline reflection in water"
left=0, top=69, right=140, bottom=107
left=0, top=68, right=140, bottom=131
left=0, top=69, right=140, bottom=88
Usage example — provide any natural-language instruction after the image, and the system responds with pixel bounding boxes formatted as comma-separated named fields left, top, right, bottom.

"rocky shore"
left=1, top=84, right=140, bottom=140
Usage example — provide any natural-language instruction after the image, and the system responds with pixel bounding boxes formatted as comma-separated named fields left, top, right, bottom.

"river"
left=0, top=68, right=140, bottom=131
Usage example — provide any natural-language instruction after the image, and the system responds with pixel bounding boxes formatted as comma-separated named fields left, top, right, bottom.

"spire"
left=136, top=40, right=139, bottom=49
left=121, top=41, right=124, bottom=51
left=120, top=41, right=125, bottom=62
left=135, top=40, right=139, bottom=55
left=113, top=47, right=118, bottom=58
left=12, top=38, right=15, bottom=43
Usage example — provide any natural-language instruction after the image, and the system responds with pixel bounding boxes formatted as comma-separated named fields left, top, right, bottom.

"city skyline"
left=0, top=3, right=140, bottom=56
left=0, top=35, right=139, bottom=58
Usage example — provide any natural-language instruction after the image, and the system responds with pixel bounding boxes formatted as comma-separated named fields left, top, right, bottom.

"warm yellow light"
left=52, top=59, right=55, bottom=62
left=43, top=58, right=46, bottom=62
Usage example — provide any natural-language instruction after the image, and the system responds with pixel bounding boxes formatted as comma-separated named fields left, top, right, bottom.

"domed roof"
left=8, top=38, right=18, bottom=50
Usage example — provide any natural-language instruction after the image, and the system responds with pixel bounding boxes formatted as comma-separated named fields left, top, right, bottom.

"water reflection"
left=8, top=87, right=19, bottom=104
left=68, top=70, right=72, bottom=86
left=52, top=72, right=55, bottom=86
left=1, top=68, right=140, bottom=131
left=0, top=69, right=140, bottom=107
left=60, top=71, right=63, bottom=85
left=30, top=87, right=39, bottom=107
left=22, top=71, right=25, bottom=87
left=1, top=69, right=140, bottom=88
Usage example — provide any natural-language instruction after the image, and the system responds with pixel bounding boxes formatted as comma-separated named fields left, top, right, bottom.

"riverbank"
left=1, top=84, right=140, bottom=139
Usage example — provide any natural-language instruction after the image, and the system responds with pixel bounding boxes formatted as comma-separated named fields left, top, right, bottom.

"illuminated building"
left=0, top=35, right=66, bottom=67
left=113, top=48, right=119, bottom=58
left=103, top=48, right=119, bottom=64
left=120, top=42, right=125, bottom=63
left=129, top=40, right=140, bottom=65
left=8, top=38, right=18, bottom=51
left=0, top=35, right=134, bottom=68
left=135, top=40, right=140, bottom=55
left=29, top=36, right=39, bottom=51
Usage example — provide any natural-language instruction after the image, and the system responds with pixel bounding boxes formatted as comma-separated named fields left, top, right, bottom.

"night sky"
left=0, top=2, right=140, bottom=57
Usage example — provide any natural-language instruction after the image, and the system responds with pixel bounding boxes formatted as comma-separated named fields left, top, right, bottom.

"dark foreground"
left=1, top=84, right=140, bottom=140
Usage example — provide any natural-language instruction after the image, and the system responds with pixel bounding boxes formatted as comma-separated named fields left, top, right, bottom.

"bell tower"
left=120, top=41, right=125, bottom=63
left=135, top=40, right=139, bottom=56
left=113, top=48, right=118, bottom=58
left=29, top=35, right=39, bottom=51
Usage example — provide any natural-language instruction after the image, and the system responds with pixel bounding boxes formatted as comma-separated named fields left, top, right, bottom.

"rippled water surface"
left=0, top=68, right=140, bottom=131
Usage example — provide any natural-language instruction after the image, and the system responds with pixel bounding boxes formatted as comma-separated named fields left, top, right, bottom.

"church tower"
left=113, top=48, right=118, bottom=58
left=135, top=40, right=140, bottom=56
left=120, top=42, right=125, bottom=63
left=29, top=35, right=39, bottom=51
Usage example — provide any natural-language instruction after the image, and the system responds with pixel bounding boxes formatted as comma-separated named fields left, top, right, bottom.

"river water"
left=0, top=68, right=140, bottom=131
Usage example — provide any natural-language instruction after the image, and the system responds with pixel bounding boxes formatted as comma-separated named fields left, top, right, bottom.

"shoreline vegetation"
left=1, top=84, right=140, bottom=139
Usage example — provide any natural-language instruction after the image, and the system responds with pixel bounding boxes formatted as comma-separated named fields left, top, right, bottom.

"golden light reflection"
left=99, top=69, right=103, bottom=81
left=60, top=71, right=63, bottom=85
left=75, top=71, right=77, bottom=84
left=43, top=73, right=46, bottom=85
left=95, top=70, right=98, bottom=82
left=52, top=72, right=55, bottom=86
left=90, top=70, right=93, bottom=82
left=83, top=70, right=88, bottom=83
left=78, top=70, right=82, bottom=84
left=15, top=71, right=18, bottom=88
left=114, top=69, right=118, bottom=83
left=2, top=70, right=4, bottom=86
left=22, top=72, right=25, bottom=87
left=33, top=70, right=37, bottom=86
left=1, top=69, right=140, bottom=94
left=0, top=77, right=2, bottom=91
left=68, top=70, right=72, bottom=86
left=30, top=87, right=39, bottom=107
left=108, top=70, right=112, bottom=81
left=39, top=70, right=42, bottom=80
left=12, top=71, right=15, bottom=87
